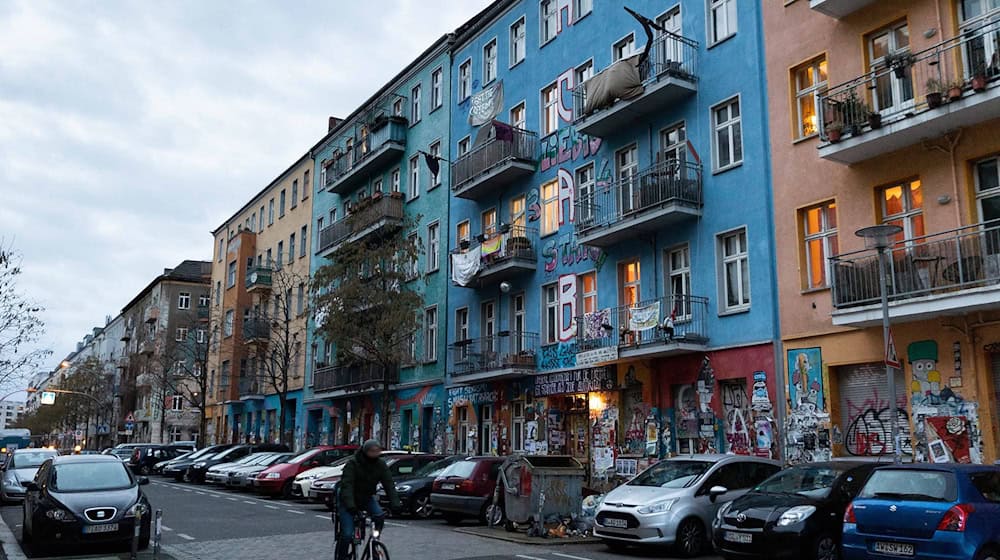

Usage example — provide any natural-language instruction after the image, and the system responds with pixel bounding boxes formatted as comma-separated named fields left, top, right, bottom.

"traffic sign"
left=886, top=328, right=901, bottom=369
left=40, top=391, right=56, bottom=405
left=125, top=412, right=135, bottom=423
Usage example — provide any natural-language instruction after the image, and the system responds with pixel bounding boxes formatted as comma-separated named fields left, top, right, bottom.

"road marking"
left=315, top=515, right=328, bottom=520
left=177, top=533, right=196, bottom=541
left=286, top=509, right=305, bottom=515
left=243, top=501, right=255, bottom=505
left=552, top=554, right=593, bottom=560
left=265, top=505, right=279, bottom=510
left=227, top=497, right=238, bottom=502
left=182, top=489, right=192, bottom=492
left=15, top=524, right=21, bottom=528
left=161, top=525, right=174, bottom=532
left=153, top=480, right=310, bottom=512
left=515, top=556, right=547, bottom=560
left=385, top=521, right=408, bottom=528
left=194, top=491, right=206, bottom=495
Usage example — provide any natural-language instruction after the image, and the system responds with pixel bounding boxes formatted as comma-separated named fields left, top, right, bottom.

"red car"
left=253, top=445, right=356, bottom=498
left=430, top=456, right=504, bottom=525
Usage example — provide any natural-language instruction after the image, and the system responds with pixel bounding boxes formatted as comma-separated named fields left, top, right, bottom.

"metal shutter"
left=838, top=362, right=907, bottom=456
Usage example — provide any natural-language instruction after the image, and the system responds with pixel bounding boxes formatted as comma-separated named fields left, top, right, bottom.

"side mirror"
left=709, top=485, right=728, bottom=502
left=138, top=476, right=150, bottom=486
left=23, top=481, right=38, bottom=492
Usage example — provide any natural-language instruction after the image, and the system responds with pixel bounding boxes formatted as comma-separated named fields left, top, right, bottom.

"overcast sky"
left=0, top=0, right=491, bottom=373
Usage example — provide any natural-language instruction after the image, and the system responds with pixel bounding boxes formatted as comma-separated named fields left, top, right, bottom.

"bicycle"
left=334, top=509, right=389, bottom=560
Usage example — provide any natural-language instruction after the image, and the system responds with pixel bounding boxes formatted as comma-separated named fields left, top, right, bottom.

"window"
left=316, top=218, right=324, bottom=244
left=511, top=401, right=525, bottom=452
left=266, top=248, right=273, bottom=267
left=217, top=237, right=224, bottom=262
left=613, top=34, right=636, bottom=62
left=178, top=292, right=191, bottom=310
left=259, top=206, right=265, bottom=232
left=575, top=60, right=594, bottom=85
left=709, top=0, right=738, bottom=44
left=541, top=83, right=559, bottom=135
left=300, top=225, right=308, bottom=257
left=196, top=328, right=206, bottom=343
left=407, top=329, right=417, bottom=365
left=276, top=241, right=284, bottom=270
left=619, top=260, right=641, bottom=306
left=268, top=198, right=275, bottom=225
left=373, top=178, right=384, bottom=194
left=579, top=272, right=597, bottom=314
left=303, top=170, right=310, bottom=199
left=480, top=301, right=495, bottom=347
left=713, top=97, right=743, bottom=171
left=976, top=157, right=1000, bottom=229
left=427, top=223, right=440, bottom=272
left=511, top=195, right=526, bottom=229
left=512, top=292, right=527, bottom=352
left=429, top=141, right=442, bottom=186
left=457, top=136, right=471, bottom=157
left=410, top=84, right=421, bottom=123
left=543, top=283, right=559, bottom=344
left=171, top=395, right=184, bottom=412
left=574, top=0, right=593, bottom=19
left=390, top=98, right=402, bottom=118
left=719, top=228, right=750, bottom=312
left=802, top=202, right=838, bottom=289
left=483, top=39, right=498, bottom=83
left=616, top=144, right=639, bottom=213
left=407, top=233, right=420, bottom=278
left=667, top=245, right=692, bottom=319
left=540, top=0, right=557, bottom=44
left=793, top=57, right=828, bottom=139
left=541, top=180, right=559, bottom=235
left=224, top=309, right=234, bottom=337
left=424, top=307, right=437, bottom=362
left=291, top=180, right=299, bottom=208
left=880, top=179, right=924, bottom=243
left=457, top=220, right=471, bottom=245
left=297, top=283, right=305, bottom=316
left=175, top=327, right=188, bottom=342
left=510, top=17, right=526, bottom=66
left=279, top=189, right=286, bottom=217
left=482, top=208, right=497, bottom=236
left=431, top=68, right=443, bottom=110
left=227, top=260, right=237, bottom=288
left=288, top=233, right=296, bottom=263
left=576, top=164, right=595, bottom=224
left=459, top=60, right=472, bottom=100
left=408, top=156, right=420, bottom=200
left=660, top=122, right=688, bottom=165
left=510, top=102, right=526, bottom=131
left=456, top=307, right=469, bottom=342
left=198, top=294, right=210, bottom=307
left=869, top=22, right=913, bottom=114
left=391, top=168, right=401, bottom=193
left=458, top=407, right=470, bottom=453
left=320, top=163, right=327, bottom=191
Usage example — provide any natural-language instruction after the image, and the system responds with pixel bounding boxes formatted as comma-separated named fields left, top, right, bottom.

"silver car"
left=594, top=454, right=781, bottom=556
left=1, top=448, right=59, bottom=502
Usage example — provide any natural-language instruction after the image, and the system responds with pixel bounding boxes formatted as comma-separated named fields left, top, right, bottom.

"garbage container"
left=501, top=455, right=586, bottom=528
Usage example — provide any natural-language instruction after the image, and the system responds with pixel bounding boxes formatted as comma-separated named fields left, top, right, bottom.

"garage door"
left=837, top=362, right=907, bottom=456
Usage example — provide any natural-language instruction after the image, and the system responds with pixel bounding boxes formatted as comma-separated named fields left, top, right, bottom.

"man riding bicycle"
left=335, top=439, right=401, bottom=559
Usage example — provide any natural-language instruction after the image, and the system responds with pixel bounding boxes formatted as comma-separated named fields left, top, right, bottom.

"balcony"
left=239, top=375, right=265, bottom=401
left=138, top=340, right=155, bottom=356
left=324, top=117, right=408, bottom=195
left=451, top=225, right=538, bottom=288
left=451, top=125, right=537, bottom=200
left=574, top=160, right=702, bottom=247
left=809, top=0, right=875, bottom=18
left=574, top=295, right=709, bottom=365
left=818, top=18, right=1000, bottom=164
left=449, top=332, right=538, bottom=383
left=830, top=223, right=1000, bottom=327
left=144, top=306, right=158, bottom=324
left=317, top=195, right=405, bottom=257
left=196, top=305, right=210, bottom=321
left=572, top=32, right=698, bottom=137
left=245, top=266, right=272, bottom=292
left=242, top=319, right=270, bottom=345
left=312, top=363, right=397, bottom=394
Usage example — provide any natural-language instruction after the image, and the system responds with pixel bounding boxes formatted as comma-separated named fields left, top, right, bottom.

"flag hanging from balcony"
left=481, top=235, right=502, bottom=256
left=468, top=80, right=503, bottom=126
left=628, top=301, right=660, bottom=332
left=450, top=248, right=481, bottom=287
left=583, top=308, right=611, bottom=340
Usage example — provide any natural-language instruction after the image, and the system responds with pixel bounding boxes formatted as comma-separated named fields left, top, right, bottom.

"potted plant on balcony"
left=389, top=190, right=404, bottom=200
left=867, top=109, right=883, bottom=130
left=925, top=78, right=945, bottom=109
left=972, top=64, right=989, bottom=92
left=826, top=120, right=844, bottom=143
left=885, top=51, right=916, bottom=80
left=947, top=80, right=964, bottom=101
left=372, top=189, right=384, bottom=201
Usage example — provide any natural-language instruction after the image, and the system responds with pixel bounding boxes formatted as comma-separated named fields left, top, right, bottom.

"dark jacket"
left=339, top=450, right=400, bottom=512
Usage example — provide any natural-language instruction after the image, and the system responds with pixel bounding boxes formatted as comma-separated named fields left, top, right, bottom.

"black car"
left=713, top=461, right=876, bottom=560
left=22, top=455, right=152, bottom=553
left=378, top=455, right=464, bottom=518
left=128, top=446, right=188, bottom=475
left=187, top=443, right=289, bottom=483
left=163, top=444, right=235, bottom=481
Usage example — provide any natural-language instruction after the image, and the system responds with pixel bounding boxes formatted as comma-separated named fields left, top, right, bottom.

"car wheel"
left=675, top=517, right=705, bottom=558
left=444, top=514, right=462, bottom=525
left=412, top=493, right=433, bottom=519
left=603, top=539, right=627, bottom=552
left=280, top=480, right=293, bottom=499
left=975, top=547, right=1000, bottom=560
left=478, top=500, right=492, bottom=525
left=181, top=470, right=192, bottom=483
left=815, top=533, right=838, bottom=560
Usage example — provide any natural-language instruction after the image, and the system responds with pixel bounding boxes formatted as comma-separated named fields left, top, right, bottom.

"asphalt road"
left=0, top=478, right=723, bottom=560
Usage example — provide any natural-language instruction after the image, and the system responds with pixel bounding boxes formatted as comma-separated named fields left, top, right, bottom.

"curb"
left=453, top=526, right=600, bottom=546
left=0, top=509, right=27, bottom=560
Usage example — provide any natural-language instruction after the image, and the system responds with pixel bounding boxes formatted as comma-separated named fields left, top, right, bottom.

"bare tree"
left=0, top=241, right=51, bottom=387
left=313, top=215, right=423, bottom=447
left=167, top=310, right=219, bottom=448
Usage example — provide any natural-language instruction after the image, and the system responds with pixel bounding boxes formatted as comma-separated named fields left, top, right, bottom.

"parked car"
left=21, top=455, right=152, bottom=553
left=153, top=451, right=192, bottom=474
left=108, top=444, right=155, bottom=462
left=188, top=443, right=289, bottom=483
left=1, top=448, right=60, bottom=503
left=843, top=464, right=1000, bottom=560
left=713, top=461, right=876, bottom=560
left=226, top=453, right=293, bottom=488
left=594, top=454, right=781, bottom=557
left=128, top=446, right=189, bottom=475
left=254, top=445, right=356, bottom=498
left=310, top=452, right=443, bottom=508
left=205, top=452, right=280, bottom=484
left=162, top=444, right=235, bottom=481
left=431, top=456, right=505, bottom=525
left=378, top=455, right=464, bottom=518
left=297, top=450, right=415, bottom=501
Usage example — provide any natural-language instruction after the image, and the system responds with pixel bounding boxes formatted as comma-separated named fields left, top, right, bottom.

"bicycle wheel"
left=361, top=540, right=389, bottom=560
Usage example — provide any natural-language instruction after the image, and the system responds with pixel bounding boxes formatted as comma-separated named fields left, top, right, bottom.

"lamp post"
left=856, top=224, right=903, bottom=464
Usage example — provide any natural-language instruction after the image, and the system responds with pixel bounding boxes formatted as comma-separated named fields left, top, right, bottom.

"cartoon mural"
left=786, top=348, right=831, bottom=464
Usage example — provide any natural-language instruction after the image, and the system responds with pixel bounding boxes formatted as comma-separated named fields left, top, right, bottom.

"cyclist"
left=335, top=439, right=401, bottom=559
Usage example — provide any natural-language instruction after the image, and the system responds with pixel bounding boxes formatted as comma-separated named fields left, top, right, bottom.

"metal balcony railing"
left=819, top=16, right=1000, bottom=141
left=245, top=266, right=273, bottom=290
left=238, top=375, right=265, bottom=398
left=575, top=294, right=709, bottom=352
left=575, top=160, right=702, bottom=234
left=318, top=195, right=405, bottom=254
left=242, top=319, right=270, bottom=343
left=830, top=222, right=1000, bottom=309
left=449, top=332, right=538, bottom=377
left=312, top=363, right=396, bottom=393
left=473, top=224, right=538, bottom=277
left=572, top=31, right=698, bottom=122
left=451, top=127, right=537, bottom=192
left=324, top=117, right=408, bottom=189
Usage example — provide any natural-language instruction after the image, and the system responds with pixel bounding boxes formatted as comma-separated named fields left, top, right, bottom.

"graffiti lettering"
left=540, top=126, right=603, bottom=172
left=844, top=389, right=912, bottom=457
left=542, top=235, right=607, bottom=273
left=538, top=342, right=577, bottom=371
left=558, top=274, right=576, bottom=342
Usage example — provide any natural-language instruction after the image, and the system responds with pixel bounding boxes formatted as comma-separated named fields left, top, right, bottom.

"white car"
left=291, top=450, right=414, bottom=498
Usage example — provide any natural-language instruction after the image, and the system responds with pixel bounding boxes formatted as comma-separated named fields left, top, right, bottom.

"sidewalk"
left=453, top=525, right=600, bottom=546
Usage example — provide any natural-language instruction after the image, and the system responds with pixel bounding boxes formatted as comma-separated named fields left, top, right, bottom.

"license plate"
left=603, top=518, right=628, bottom=528
left=873, top=541, right=915, bottom=556
left=83, top=523, right=119, bottom=534
left=441, top=483, right=456, bottom=490
left=724, top=531, right=752, bottom=544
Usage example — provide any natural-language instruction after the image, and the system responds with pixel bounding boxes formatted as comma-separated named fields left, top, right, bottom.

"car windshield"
left=214, top=447, right=244, bottom=460
left=267, top=454, right=292, bottom=465
left=10, top=451, right=56, bottom=469
left=289, top=450, right=321, bottom=464
left=859, top=469, right=957, bottom=502
left=754, top=465, right=849, bottom=498
left=187, top=447, right=222, bottom=460
left=169, top=451, right=192, bottom=462
left=110, top=448, right=132, bottom=458
left=416, top=458, right=456, bottom=478
left=627, top=460, right=713, bottom=488
left=439, top=460, right=477, bottom=479
left=51, top=462, right=133, bottom=492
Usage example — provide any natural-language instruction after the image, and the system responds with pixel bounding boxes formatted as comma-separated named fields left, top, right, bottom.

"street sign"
left=125, top=421, right=135, bottom=432
left=886, top=328, right=901, bottom=369
left=40, top=391, right=56, bottom=405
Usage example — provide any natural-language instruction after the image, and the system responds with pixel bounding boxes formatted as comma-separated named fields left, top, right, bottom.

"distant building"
left=0, top=401, right=25, bottom=430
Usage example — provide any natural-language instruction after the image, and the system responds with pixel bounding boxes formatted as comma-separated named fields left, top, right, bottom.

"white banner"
left=628, top=301, right=660, bottom=331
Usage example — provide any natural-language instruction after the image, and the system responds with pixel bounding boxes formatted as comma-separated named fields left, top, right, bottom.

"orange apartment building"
left=764, top=0, right=1000, bottom=464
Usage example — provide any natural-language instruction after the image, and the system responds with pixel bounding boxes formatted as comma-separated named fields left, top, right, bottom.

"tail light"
left=519, top=467, right=532, bottom=496
left=937, top=504, right=975, bottom=532
left=460, top=479, right=475, bottom=492
left=844, top=503, right=856, bottom=523
left=432, top=480, right=441, bottom=491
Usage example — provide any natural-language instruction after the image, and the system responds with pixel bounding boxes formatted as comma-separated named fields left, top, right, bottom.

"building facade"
left=444, top=0, right=779, bottom=484
left=764, top=0, right=1000, bottom=464
left=207, top=154, right=314, bottom=450
left=0, top=401, right=25, bottom=431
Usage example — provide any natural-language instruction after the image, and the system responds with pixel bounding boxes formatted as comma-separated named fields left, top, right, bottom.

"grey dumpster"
left=501, top=455, right=586, bottom=526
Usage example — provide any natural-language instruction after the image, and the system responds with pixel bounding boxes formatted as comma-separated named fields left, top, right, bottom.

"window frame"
left=540, top=179, right=559, bottom=236
left=510, top=101, right=527, bottom=131
left=801, top=201, right=838, bottom=290
left=427, top=221, right=440, bottom=272
left=430, top=67, right=443, bottom=110
left=712, top=96, right=744, bottom=172
left=792, top=56, right=828, bottom=140
left=429, top=140, right=442, bottom=187
left=458, top=58, right=472, bottom=101
left=510, top=16, right=526, bottom=67
left=542, top=282, right=559, bottom=345
left=540, top=0, right=558, bottom=45
left=408, top=156, right=420, bottom=200
left=483, top=37, right=498, bottom=85
left=424, top=306, right=438, bottom=363
left=410, top=84, right=422, bottom=124
left=541, top=82, right=559, bottom=136
left=878, top=179, right=925, bottom=244
left=708, top=0, right=738, bottom=46
left=612, top=33, right=637, bottom=62
left=178, top=292, right=191, bottom=310
left=718, top=227, right=751, bottom=313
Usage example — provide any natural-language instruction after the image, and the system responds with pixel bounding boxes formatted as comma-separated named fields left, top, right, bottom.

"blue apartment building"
left=304, top=36, right=454, bottom=452
left=444, top=0, right=780, bottom=480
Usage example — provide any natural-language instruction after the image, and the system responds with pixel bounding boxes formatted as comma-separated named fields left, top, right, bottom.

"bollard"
left=153, top=509, right=163, bottom=559
left=131, top=509, right=142, bottom=560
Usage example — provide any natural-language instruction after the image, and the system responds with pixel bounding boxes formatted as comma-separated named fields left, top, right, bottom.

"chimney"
left=328, top=116, right=342, bottom=132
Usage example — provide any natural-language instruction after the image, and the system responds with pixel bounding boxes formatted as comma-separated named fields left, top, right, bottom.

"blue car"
left=843, top=463, right=1000, bottom=560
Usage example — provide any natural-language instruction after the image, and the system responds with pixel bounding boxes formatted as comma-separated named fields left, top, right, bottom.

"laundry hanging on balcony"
left=481, top=235, right=502, bottom=256
left=583, top=55, right=644, bottom=116
left=628, top=301, right=660, bottom=332
left=582, top=308, right=611, bottom=341
left=451, top=248, right=482, bottom=287
left=468, top=80, right=504, bottom=126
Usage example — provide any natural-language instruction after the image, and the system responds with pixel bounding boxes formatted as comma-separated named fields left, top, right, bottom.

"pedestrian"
left=334, top=439, right=401, bottom=560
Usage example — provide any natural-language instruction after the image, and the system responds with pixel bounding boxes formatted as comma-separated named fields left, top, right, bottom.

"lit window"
left=880, top=180, right=924, bottom=243
left=713, top=97, right=743, bottom=171
left=619, top=261, right=640, bottom=306
left=457, top=220, right=471, bottom=245
left=540, top=180, right=559, bottom=235
left=802, top=202, right=838, bottom=289
left=719, top=228, right=750, bottom=312
left=579, top=272, right=597, bottom=314
left=541, top=83, right=559, bottom=135
left=793, top=57, right=828, bottom=139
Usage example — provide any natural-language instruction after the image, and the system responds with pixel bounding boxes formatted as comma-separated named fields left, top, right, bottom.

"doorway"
left=402, top=409, right=413, bottom=449
left=421, top=406, right=433, bottom=452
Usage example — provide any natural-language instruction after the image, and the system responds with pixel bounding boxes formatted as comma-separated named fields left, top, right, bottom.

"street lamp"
left=856, top=224, right=903, bottom=464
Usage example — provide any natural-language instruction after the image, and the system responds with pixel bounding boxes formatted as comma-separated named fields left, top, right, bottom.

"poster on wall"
left=787, top=347, right=824, bottom=410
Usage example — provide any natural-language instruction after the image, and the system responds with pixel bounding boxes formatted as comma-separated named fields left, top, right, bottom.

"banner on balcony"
left=481, top=235, right=502, bottom=256
left=450, top=249, right=481, bottom=287
left=582, top=308, right=611, bottom=341
left=468, top=80, right=503, bottom=126
left=628, top=301, right=660, bottom=331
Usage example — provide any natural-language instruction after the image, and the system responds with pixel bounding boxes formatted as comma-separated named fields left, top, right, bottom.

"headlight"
left=193, top=462, right=206, bottom=468
left=265, top=472, right=281, bottom=479
left=717, top=501, right=733, bottom=521
left=636, top=499, right=676, bottom=515
left=45, top=508, right=73, bottom=521
left=127, top=502, right=149, bottom=517
left=372, top=528, right=381, bottom=538
left=395, top=485, right=411, bottom=493
left=777, top=505, right=816, bottom=527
